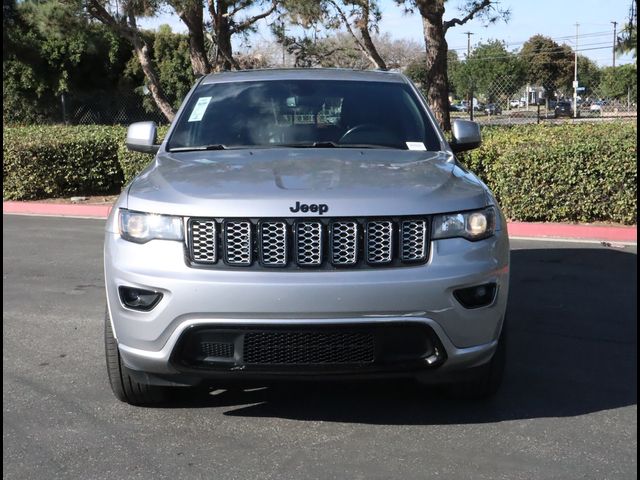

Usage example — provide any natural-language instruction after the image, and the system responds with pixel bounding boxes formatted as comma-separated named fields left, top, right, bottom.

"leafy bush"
left=459, top=122, right=637, bottom=224
left=3, top=125, right=124, bottom=200
left=3, top=122, right=637, bottom=225
left=117, top=125, right=168, bottom=184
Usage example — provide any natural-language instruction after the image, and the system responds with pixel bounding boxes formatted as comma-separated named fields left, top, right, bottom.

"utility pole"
left=464, top=31, right=474, bottom=120
left=281, top=21, right=286, bottom=67
left=573, top=23, right=579, bottom=118
left=464, top=31, right=473, bottom=59
left=611, top=21, right=617, bottom=67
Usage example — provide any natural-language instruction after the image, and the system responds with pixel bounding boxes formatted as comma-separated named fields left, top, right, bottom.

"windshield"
left=167, top=80, right=441, bottom=151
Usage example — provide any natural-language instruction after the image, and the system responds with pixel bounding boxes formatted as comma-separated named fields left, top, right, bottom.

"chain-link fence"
left=450, top=75, right=638, bottom=125
left=61, top=91, right=169, bottom=125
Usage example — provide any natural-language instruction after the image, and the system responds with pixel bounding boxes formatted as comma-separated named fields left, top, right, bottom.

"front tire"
left=104, top=308, right=169, bottom=405
left=448, top=319, right=507, bottom=400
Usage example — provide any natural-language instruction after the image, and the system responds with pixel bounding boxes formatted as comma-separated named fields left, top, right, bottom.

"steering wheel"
left=338, top=123, right=386, bottom=144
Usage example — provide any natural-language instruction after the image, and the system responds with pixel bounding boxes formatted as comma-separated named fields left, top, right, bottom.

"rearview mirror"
left=126, top=122, right=160, bottom=154
left=450, top=120, right=482, bottom=153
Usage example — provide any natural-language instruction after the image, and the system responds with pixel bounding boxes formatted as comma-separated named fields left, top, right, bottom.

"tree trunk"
left=417, top=1, right=451, bottom=131
left=177, top=4, right=211, bottom=76
left=130, top=32, right=176, bottom=122
left=210, top=1, right=238, bottom=71
left=359, top=26, right=387, bottom=70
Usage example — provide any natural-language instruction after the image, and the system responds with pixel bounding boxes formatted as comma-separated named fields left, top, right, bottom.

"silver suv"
left=104, top=69, right=509, bottom=405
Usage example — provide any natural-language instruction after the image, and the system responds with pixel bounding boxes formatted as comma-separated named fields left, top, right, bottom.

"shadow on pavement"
left=167, top=247, right=637, bottom=424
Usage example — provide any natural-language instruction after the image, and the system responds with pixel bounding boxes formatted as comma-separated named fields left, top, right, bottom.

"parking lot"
left=3, top=214, right=637, bottom=480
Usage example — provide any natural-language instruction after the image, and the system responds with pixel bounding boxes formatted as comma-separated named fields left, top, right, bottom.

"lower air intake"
left=243, top=331, right=375, bottom=365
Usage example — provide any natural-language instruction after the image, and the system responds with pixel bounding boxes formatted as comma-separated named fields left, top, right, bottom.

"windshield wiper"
left=168, top=144, right=227, bottom=152
left=268, top=142, right=402, bottom=149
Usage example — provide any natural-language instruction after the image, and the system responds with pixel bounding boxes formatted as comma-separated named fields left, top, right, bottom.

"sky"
left=139, top=0, right=636, bottom=67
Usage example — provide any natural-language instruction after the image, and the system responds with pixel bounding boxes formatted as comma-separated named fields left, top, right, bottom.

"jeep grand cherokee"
left=104, top=69, right=509, bottom=405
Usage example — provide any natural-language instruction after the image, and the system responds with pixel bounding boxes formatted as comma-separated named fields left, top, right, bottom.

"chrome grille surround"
left=400, top=219, right=428, bottom=262
left=223, top=220, right=253, bottom=265
left=366, top=220, right=394, bottom=264
left=295, top=221, right=324, bottom=266
left=189, top=219, right=217, bottom=263
left=187, top=217, right=429, bottom=269
left=330, top=221, right=359, bottom=266
left=259, top=221, right=288, bottom=266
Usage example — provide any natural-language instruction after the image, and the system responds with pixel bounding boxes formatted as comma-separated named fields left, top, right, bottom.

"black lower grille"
left=243, top=331, right=375, bottom=365
left=200, top=341, right=234, bottom=358
left=171, top=323, right=444, bottom=373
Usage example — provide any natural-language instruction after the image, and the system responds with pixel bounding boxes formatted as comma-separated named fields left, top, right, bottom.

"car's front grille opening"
left=243, top=331, right=375, bottom=365
left=187, top=217, right=430, bottom=269
left=171, top=323, right=445, bottom=372
left=200, top=341, right=235, bottom=358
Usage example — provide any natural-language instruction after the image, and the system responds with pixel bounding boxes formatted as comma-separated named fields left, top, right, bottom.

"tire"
left=447, top=319, right=507, bottom=400
left=104, top=308, right=169, bottom=405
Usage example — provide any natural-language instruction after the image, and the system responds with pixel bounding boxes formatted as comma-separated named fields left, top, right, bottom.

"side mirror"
left=450, top=119, right=482, bottom=153
left=126, top=121, right=160, bottom=154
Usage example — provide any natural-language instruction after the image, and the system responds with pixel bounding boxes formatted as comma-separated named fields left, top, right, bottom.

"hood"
left=126, top=148, right=488, bottom=217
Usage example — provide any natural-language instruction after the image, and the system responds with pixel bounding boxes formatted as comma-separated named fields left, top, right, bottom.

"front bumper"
left=105, top=229, right=509, bottom=382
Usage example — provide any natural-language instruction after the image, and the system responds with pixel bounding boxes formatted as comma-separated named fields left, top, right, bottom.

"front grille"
left=187, top=217, right=429, bottom=269
left=224, top=221, right=252, bottom=265
left=243, top=331, right=375, bottom=365
left=366, top=220, right=394, bottom=264
left=200, top=341, right=234, bottom=358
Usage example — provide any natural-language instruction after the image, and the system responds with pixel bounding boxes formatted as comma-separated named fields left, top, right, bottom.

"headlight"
left=119, top=209, right=184, bottom=244
left=432, top=207, right=496, bottom=241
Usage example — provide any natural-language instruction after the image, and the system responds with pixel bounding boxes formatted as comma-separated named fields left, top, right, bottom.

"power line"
left=448, top=28, right=621, bottom=53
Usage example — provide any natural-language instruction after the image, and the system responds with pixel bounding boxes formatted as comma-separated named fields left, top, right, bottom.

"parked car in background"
left=590, top=101, right=606, bottom=113
left=509, top=99, right=520, bottom=108
left=554, top=101, right=578, bottom=118
left=485, top=103, right=502, bottom=115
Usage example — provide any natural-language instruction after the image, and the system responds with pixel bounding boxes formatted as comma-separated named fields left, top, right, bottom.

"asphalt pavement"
left=3, top=214, right=637, bottom=480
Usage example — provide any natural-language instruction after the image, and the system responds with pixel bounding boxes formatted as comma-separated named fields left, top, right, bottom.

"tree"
left=169, top=0, right=210, bottom=75
left=85, top=0, right=177, bottom=120
left=519, top=35, right=573, bottom=98
left=124, top=25, right=196, bottom=112
left=405, top=49, right=459, bottom=97
left=395, top=0, right=510, bottom=130
left=618, top=0, right=637, bottom=58
left=205, top=0, right=278, bottom=71
left=599, top=64, right=637, bottom=102
left=449, top=39, right=525, bottom=103
left=3, top=0, right=132, bottom=124
left=279, top=0, right=388, bottom=70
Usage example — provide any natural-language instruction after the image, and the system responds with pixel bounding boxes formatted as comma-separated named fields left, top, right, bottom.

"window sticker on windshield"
left=188, top=97, right=212, bottom=122
left=406, top=142, right=426, bottom=151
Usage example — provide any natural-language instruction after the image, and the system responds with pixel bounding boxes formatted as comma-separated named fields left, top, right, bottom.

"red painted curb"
left=3, top=201, right=112, bottom=218
left=3, top=201, right=637, bottom=243
left=508, top=222, right=637, bottom=243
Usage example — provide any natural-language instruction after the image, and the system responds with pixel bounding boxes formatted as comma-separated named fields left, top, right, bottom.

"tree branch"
left=326, top=0, right=385, bottom=69
left=230, top=0, right=277, bottom=33
left=443, top=0, right=491, bottom=32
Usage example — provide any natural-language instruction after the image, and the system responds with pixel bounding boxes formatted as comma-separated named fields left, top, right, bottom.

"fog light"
left=118, top=286, right=163, bottom=311
left=453, top=283, right=497, bottom=309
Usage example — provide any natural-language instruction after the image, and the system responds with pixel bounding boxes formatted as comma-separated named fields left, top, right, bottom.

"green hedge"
left=3, top=122, right=637, bottom=225
left=3, top=125, right=124, bottom=200
left=117, top=125, right=169, bottom=184
left=3, top=125, right=168, bottom=199
left=459, top=122, right=637, bottom=225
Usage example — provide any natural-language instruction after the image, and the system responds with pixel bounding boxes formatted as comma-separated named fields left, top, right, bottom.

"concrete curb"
left=3, top=201, right=637, bottom=244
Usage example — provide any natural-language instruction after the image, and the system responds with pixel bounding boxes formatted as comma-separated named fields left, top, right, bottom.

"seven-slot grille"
left=187, top=218, right=429, bottom=268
